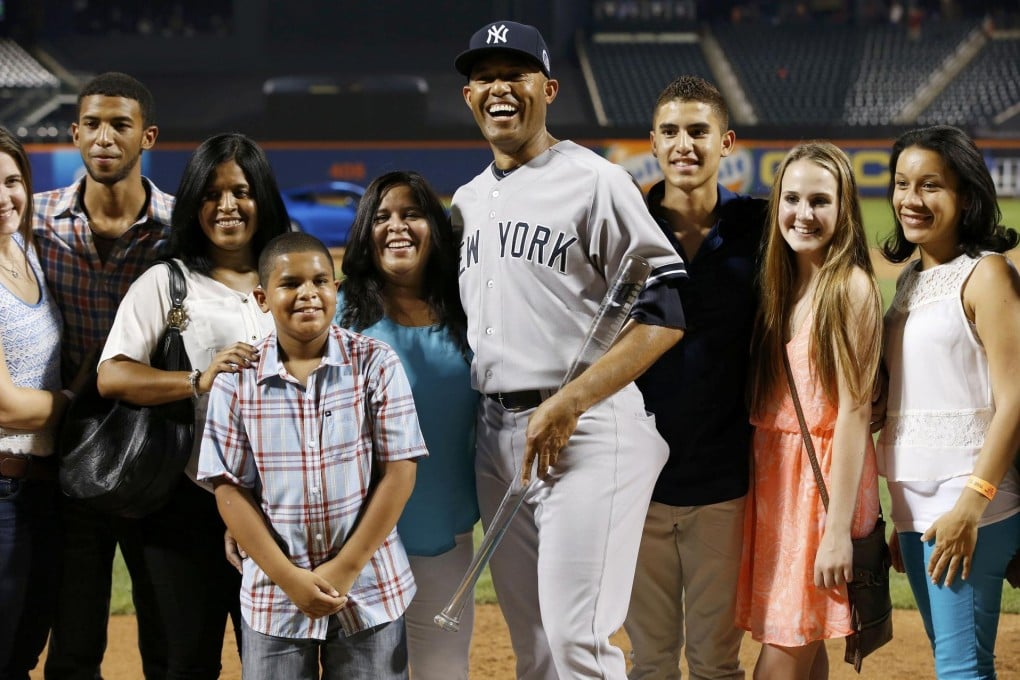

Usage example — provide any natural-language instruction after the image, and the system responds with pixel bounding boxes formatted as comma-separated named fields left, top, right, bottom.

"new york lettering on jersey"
left=459, top=221, right=578, bottom=275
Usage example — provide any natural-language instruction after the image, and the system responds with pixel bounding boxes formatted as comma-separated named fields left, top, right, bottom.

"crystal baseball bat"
left=434, top=255, right=651, bottom=632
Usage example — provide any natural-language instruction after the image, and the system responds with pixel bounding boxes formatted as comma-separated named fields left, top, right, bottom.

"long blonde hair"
left=749, top=142, right=882, bottom=416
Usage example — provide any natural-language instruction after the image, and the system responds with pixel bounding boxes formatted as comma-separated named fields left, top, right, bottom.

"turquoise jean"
left=898, top=513, right=1020, bottom=680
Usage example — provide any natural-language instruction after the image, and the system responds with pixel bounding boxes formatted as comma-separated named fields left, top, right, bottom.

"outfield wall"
left=26, top=138, right=1020, bottom=200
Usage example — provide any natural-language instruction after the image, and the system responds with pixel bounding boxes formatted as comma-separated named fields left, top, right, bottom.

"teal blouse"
left=335, top=291, right=479, bottom=556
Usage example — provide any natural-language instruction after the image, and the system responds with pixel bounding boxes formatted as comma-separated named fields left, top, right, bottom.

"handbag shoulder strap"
left=782, top=347, right=830, bottom=510
left=155, top=259, right=188, bottom=330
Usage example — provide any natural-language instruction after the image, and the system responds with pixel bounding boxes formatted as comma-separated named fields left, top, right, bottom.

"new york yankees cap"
left=455, top=20, right=552, bottom=78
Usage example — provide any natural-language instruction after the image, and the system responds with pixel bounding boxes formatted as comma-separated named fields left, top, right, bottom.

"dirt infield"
left=29, top=605, right=1020, bottom=678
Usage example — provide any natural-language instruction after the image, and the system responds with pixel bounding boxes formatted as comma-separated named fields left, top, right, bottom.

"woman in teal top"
left=336, top=170, right=478, bottom=680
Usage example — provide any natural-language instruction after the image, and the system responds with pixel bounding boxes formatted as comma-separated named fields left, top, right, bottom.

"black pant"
left=44, top=479, right=241, bottom=680
left=44, top=498, right=166, bottom=680
left=141, top=478, right=241, bottom=679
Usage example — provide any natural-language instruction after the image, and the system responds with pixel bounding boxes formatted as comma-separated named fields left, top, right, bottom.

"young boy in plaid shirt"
left=198, top=232, right=427, bottom=679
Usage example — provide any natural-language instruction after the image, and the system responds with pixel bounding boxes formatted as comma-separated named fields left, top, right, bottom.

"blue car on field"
left=282, top=181, right=365, bottom=247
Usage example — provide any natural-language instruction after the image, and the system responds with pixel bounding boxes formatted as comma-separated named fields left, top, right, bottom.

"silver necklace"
left=0, top=260, right=20, bottom=279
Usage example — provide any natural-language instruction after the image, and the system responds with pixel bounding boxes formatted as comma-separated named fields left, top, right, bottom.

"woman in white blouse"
left=97, top=133, right=290, bottom=678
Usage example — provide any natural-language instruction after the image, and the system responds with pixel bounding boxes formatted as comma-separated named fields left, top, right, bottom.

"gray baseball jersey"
left=452, top=140, right=686, bottom=393
left=452, top=140, right=686, bottom=678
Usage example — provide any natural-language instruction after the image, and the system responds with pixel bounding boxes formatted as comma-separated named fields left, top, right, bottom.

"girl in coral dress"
left=736, top=141, right=883, bottom=678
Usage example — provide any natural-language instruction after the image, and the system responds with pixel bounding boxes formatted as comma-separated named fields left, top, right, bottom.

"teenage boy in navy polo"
left=624, top=76, right=767, bottom=680
left=199, top=232, right=426, bottom=680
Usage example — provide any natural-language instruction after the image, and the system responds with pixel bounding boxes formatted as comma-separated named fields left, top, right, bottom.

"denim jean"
left=899, top=512, right=1020, bottom=680
left=0, top=476, right=62, bottom=680
left=241, top=615, right=408, bottom=680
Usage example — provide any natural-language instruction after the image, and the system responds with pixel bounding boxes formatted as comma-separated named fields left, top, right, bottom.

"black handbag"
left=58, top=259, right=194, bottom=518
left=782, top=350, right=893, bottom=673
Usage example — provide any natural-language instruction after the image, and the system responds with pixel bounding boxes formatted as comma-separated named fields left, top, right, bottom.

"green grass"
left=111, top=547, right=134, bottom=615
left=473, top=523, right=498, bottom=605
left=110, top=513, right=1016, bottom=617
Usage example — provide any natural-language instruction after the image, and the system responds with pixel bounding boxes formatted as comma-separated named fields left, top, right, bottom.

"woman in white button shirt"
left=97, top=133, right=291, bottom=678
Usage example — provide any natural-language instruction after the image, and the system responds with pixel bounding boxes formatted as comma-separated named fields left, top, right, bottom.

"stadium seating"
left=584, top=37, right=714, bottom=126
left=843, top=21, right=979, bottom=126
left=711, top=23, right=862, bottom=125
left=919, top=35, right=1020, bottom=126
left=0, top=39, right=61, bottom=139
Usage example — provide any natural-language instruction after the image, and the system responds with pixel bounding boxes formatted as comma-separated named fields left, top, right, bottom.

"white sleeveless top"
left=877, top=252, right=1019, bottom=532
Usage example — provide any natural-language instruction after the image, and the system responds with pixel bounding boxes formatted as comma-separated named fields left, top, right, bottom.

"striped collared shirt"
left=198, top=324, right=427, bottom=640
left=32, top=177, right=173, bottom=377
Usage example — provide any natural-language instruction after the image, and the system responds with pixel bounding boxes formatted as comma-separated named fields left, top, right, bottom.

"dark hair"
left=882, top=125, right=1018, bottom=262
left=0, top=126, right=34, bottom=246
left=258, top=232, right=332, bottom=286
left=653, top=75, right=729, bottom=130
left=77, top=72, right=156, bottom=127
left=340, top=171, right=468, bottom=356
left=168, top=133, right=290, bottom=275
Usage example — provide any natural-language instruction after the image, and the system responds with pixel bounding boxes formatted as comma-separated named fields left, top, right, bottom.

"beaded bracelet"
left=966, top=475, right=996, bottom=501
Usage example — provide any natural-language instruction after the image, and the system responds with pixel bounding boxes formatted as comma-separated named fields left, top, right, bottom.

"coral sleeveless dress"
left=735, top=313, right=880, bottom=646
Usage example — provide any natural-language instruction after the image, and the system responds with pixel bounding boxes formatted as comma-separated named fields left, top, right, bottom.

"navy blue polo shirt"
left=636, top=182, right=767, bottom=507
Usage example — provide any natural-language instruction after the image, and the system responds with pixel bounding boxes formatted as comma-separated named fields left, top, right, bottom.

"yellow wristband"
left=966, top=475, right=996, bottom=501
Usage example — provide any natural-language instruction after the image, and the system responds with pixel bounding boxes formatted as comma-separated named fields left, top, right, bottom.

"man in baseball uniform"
left=623, top=76, right=766, bottom=680
left=451, top=20, right=688, bottom=680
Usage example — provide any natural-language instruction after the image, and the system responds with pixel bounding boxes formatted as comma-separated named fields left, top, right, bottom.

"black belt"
left=485, top=390, right=547, bottom=412
left=0, top=452, right=57, bottom=481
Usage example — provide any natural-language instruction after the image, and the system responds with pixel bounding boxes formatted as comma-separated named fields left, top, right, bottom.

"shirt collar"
left=57, top=176, right=173, bottom=228
left=646, top=181, right=738, bottom=215
left=256, top=325, right=352, bottom=385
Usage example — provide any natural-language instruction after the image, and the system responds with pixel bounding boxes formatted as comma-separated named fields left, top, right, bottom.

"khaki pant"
left=624, top=497, right=747, bottom=680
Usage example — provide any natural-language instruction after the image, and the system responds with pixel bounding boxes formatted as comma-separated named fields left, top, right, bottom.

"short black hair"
left=882, top=125, right=1019, bottom=262
left=258, top=232, right=333, bottom=286
left=78, top=72, right=156, bottom=127
left=653, top=75, right=729, bottom=131
left=169, top=133, right=290, bottom=276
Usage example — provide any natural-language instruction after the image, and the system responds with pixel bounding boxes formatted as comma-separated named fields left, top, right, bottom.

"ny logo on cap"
left=487, top=23, right=509, bottom=45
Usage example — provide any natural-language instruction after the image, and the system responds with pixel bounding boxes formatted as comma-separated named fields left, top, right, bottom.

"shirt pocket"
left=319, top=379, right=365, bottom=464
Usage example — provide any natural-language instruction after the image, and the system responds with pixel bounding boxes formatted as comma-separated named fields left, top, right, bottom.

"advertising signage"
left=26, top=139, right=1020, bottom=199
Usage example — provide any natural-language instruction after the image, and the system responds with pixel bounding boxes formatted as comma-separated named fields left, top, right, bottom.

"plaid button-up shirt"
left=33, top=177, right=173, bottom=378
left=198, top=325, right=427, bottom=640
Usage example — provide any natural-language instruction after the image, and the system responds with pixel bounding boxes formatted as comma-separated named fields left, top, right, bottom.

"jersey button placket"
left=480, top=188, right=501, bottom=391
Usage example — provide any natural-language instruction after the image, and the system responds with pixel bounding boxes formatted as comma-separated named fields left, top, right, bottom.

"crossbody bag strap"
left=782, top=347, right=830, bottom=510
